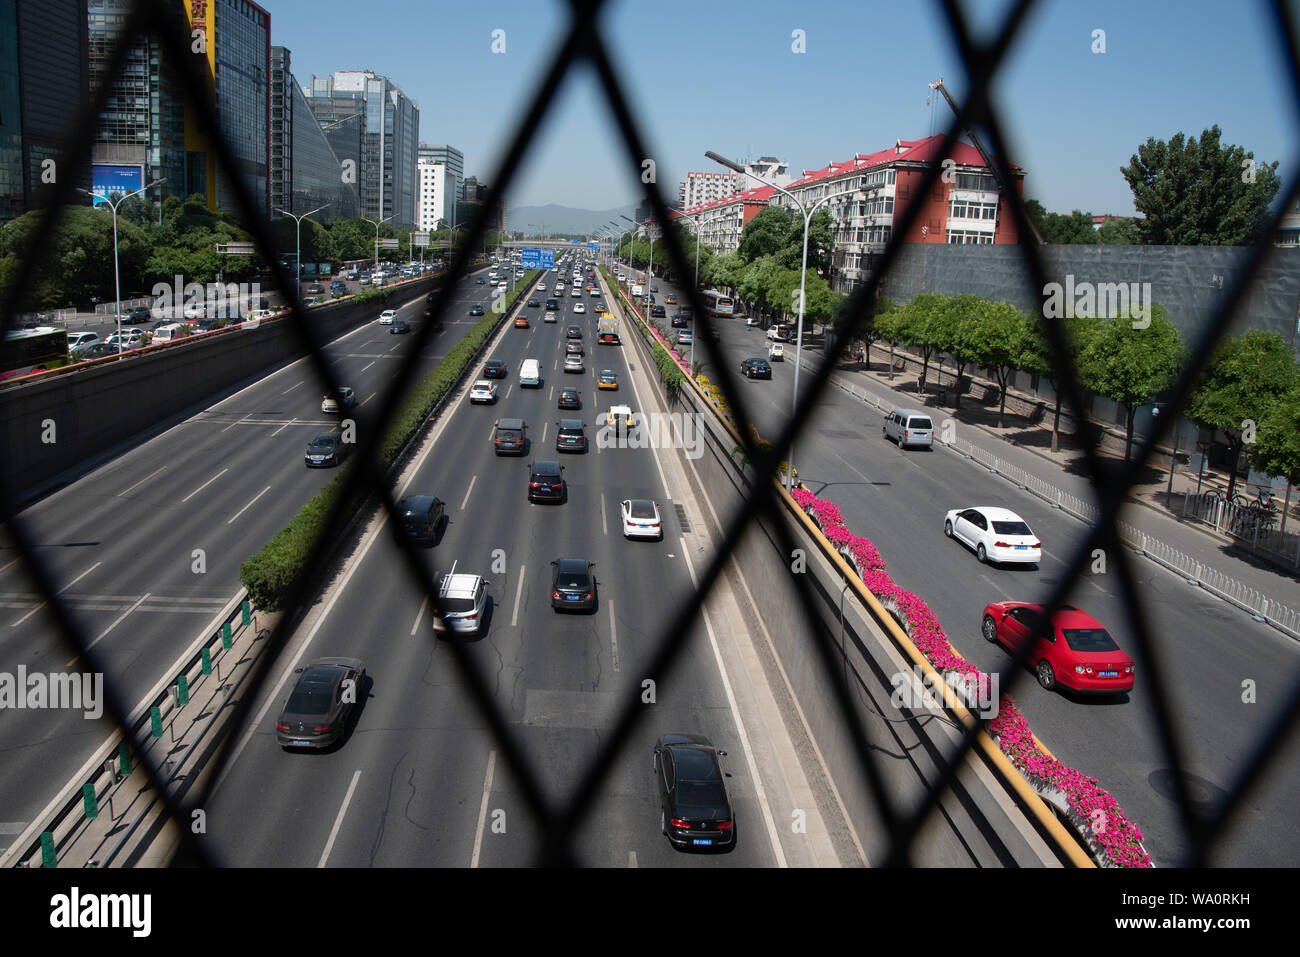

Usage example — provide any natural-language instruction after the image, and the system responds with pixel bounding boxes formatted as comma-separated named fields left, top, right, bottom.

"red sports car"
left=980, top=601, right=1134, bottom=694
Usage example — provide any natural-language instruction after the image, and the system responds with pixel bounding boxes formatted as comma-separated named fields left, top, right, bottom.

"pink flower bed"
left=620, top=293, right=691, bottom=374
left=789, top=485, right=1151, bottom=868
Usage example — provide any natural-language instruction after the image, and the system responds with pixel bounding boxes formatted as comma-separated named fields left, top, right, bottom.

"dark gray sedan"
left=276, top=657, right=367, bottom=749
left=653, top=733, right=735, bottom=850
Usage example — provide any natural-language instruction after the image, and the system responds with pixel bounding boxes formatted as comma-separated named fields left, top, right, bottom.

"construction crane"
left=929, top=77, right=1044, bottom=244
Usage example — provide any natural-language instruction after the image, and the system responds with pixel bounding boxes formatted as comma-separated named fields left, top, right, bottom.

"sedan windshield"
left=285, top=689, right=331, bottom=715
left=991, top=520, right=1033, bottom=536
left=1062, top=628, right=1121, bottom=653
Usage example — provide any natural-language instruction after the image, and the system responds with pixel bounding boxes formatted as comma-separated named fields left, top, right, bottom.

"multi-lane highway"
left=634, top=265, right=1300, bottom=866
left=0, top=268, right=496, bottom=845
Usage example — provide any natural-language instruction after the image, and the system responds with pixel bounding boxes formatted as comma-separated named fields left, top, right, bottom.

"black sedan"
left=653, top=733, right=735, bottom=849
left=651, top=305, right=666, bottom=318
left=304, top=430, right=348, bottom=467
left=565, top=325, right=582, bottom=339
left=527, top=297, right=540, bottom=307
left=528, top=460, right=565, bottom=503
left=550, top=557, right=595, bottom=611
left=558, top=387, right=581, bottom=410
left=394, top=494, right=445, bottom=545
left=276, top=657, right=367, bottom=749
left=545, top=298, right=559, bottom=310
left=476, top=277, right=486, bottom=284
left=390, top=318, right=410, bottom=334
left=482, top=358, right=508, bottom=379
left=741, top=358, right=772, bottom=379
left=470, top=303, right=485, bottom=316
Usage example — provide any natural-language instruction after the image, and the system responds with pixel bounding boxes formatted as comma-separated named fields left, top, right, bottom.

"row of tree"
left=0, top=195, right=508, bottom=311
left=856, top=292, right=1299, bottom=490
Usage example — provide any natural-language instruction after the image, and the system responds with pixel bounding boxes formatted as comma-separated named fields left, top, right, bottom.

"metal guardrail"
left=1181, top=491, right=1300, bottom=568
left=1, top=593, right=259, bottom=868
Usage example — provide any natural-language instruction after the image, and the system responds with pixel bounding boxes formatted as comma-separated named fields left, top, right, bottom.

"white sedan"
left=378, top=309, right=397, bottom=325
left=573, top=302, right=586, bottom=314
left=469, top=380, right=499, bottom=404
left=621, top=499, right=663, bottom=540
left=943, top=506, right=1041, bottom=565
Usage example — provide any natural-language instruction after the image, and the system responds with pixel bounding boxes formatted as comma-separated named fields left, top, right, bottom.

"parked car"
left=82, top=342, right=122, bottom=359
left=126, top=304, right=152, bottom=324
left=67, top=331, right=100, bottom=356
left=943, top=506, right=1042, bottom=565
left=653, top=733, right=734, bottom=849
left=981, top=601, right=1135, bottom=694
left=527, top=460, right=565, bottom=503
left=276, top=657, right=366, bottom=749
left=304, top=430, right=349, bottom=467
left=550, top=557, right=595, bottom=611
left=306, top=283, right=325, bottom=295
left=621, top=499, right=662, bottom=540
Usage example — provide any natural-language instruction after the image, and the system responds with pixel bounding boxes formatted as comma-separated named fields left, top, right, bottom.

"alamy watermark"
left=0, top=667, right=103, bottom=719
left=1042, top=274, right=1153, bottom=329
left=595, top=411, right=705, bottom=459
left=151, top=274, right=262, bottom=321
left=889, top=665, right=1000, bottom=719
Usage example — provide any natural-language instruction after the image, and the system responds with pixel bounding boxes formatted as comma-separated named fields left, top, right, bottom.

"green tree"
left=1018, top=311, right=1103, bottom=452
left=1041, top=210, right=1097, bottom=244
left=738, top=206, right=795, bottom=262
left=1120, top=125, right=1281, bottom=245
left=963, top=300, right=1031, bottom=425
left=930, top=294, right=986, bottom=409
left=1082, top=305, right=1185, bottom=461
left=1185, top=330, right=1300, bottom=496
left=890, top=292, right=947, bottom=384
left=1251, top=384, right=1300, bottom=532
left=1022, top=198, right=1048, bottom=244
left=1097, top=218, right=1141, bottom=244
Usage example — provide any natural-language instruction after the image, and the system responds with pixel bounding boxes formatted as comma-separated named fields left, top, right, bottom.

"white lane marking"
left=65, top=592, right=151, bottom=665
left=118, top=466, right=166, bottom=498
left=511, top=566, right=526, bottom=628
left=548, top=384, right=554, bottom=401
left=220, top=415, right=251, bottom=434
left=470, top=751, right=497, bottom=868
left=10, top=601, right=45, bottom=627
left=541, top=422, right=548, bottom=444
left=228, top=486, right=271, bottom=525
left=318, top=769, right=362, bottom=868
left=460, top=475, right=477, bottom=511
left=411, top=595, right=428, bottom=636
left=360, top=360, right=376, bottom=373
left=280, top=380, right=303, bottom=395
left=600, top=494, right=607, bottom=534
left=270, top=416, right=298, bottom=437
left=181, top=468, right=229, bottom=503
left=627, top=850, right=637, bottom=868
left=679, top=541, right=787, bottom=867
left=359, top=391, right=377, bottom=408
left=59, top=562, right=102, bottom=595
left=0, top=558, right=18, bottom=576
left=608, top=598, right=620, bottom=672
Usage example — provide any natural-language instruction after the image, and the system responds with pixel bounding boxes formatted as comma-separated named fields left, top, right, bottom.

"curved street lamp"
left=78, top=177, right=165, bottom=356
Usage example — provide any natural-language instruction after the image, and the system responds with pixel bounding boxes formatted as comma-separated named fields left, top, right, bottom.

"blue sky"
left=269, top=0, right=1300, bottom=216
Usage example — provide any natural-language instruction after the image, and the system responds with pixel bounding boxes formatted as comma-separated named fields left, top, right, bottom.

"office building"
left=417, top=143, right=462, bottom=230
left=271, top=47, right=357, bottom=220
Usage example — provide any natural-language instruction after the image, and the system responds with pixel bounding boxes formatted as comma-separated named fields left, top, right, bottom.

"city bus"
left=702, top=290, right=735, bottom=317
left=1, top=327, right=68, bottom=380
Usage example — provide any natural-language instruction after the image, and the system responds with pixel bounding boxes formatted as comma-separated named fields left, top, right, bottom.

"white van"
left=151, top=322, right=188, bottom=343
left=519, top=358, right=541, bottom=388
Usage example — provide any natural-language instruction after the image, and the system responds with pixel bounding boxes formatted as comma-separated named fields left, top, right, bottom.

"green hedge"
left=601, top=265, right=683, bottom=400
left=239, top=269, right=540, bottom=610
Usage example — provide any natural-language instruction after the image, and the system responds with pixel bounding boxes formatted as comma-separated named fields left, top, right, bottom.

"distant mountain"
left=506, top=203, right=639, bottom=237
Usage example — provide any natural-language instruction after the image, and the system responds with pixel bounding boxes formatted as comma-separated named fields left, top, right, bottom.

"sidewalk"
left=788, top=335, right=1300, bottom=600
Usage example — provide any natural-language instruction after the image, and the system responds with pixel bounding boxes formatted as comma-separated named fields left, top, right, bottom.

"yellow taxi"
left=514, top=315, right=530, bottom=328
left=665, top=294, right=678, bottom=304
left=597, top=370, right=619, bottom=390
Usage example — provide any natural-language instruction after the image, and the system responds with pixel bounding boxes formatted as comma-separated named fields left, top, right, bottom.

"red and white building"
left=675, top=134, right=1025, bottom=295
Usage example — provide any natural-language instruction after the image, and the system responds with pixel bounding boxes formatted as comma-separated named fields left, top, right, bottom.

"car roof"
left=473, top=380, right=494, bottom=388
left=1020, top=603, right=1099, bottom=629
left=973, top=506, right=1026, bottom=521
left=532, top=459, right=562, bottom=472
left=439, top=572, right=482, bottom=598
left=891, top=407, right=930, bottom=418
left=485, top=358, right=506, bottom=365
left=399, top=495, right=437, bottom=512
left=555, top=557, right=589, bottom=573
left=497, top=417, right=524, bottom=429
left=558, top=418, right=583, bottom=429
left=310, top=431, right=339, bottom=443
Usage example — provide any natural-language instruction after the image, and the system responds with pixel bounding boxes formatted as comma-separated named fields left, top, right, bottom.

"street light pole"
left=275, top=203, right=329, bottom=292
left=79, top=177, right=164, bottom=356
left=361, top=214, right=394, bottom=273
left=708, top=150, right=857, bottom=489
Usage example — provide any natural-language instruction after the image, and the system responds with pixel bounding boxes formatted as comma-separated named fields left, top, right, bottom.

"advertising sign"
left=90, top=165, right=144, bottom=206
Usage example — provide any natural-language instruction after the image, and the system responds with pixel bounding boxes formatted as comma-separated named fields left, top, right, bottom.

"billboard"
left=90, top=165, right=145, bottom=206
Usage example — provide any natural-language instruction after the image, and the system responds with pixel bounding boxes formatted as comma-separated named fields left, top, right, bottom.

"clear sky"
left=269, top=0, right=1300, bottom=216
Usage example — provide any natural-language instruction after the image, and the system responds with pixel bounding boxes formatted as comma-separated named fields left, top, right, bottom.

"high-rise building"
left=306, top=70, right=418, bottom=226
left=417, top=143, right=462, bottom=230
left=1, top=0, right=89, bottom=223
left=271, top=47, right=357, bottom=220
left=678, top=158, right=790, bottom=210
left=85, top=0, right=186, bottom=210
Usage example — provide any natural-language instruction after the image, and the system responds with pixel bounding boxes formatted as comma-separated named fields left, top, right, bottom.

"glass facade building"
left=0, top=0, right=23, bottom=222
left=211, top=0, right=270, bottom=217
left=271, top=46, right=357, bottom=220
